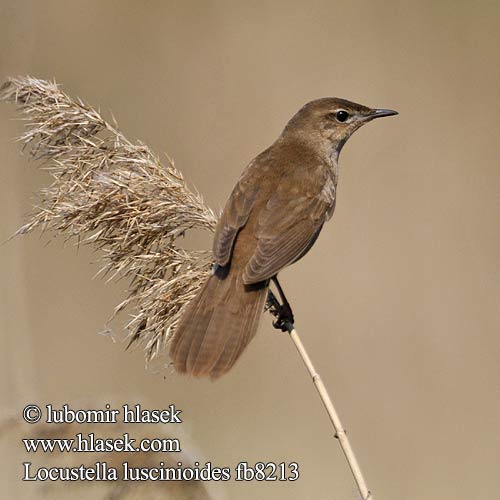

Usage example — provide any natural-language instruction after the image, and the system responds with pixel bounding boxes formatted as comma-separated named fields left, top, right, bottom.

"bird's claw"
left=269, top=299, right=294, bottom=332
left=273, top=316, right=293, bottom=332
left=267, top=289, right=295, bottom=332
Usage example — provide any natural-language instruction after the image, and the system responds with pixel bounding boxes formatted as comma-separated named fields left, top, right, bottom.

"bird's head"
left=282, top=97, right=398, bottom=161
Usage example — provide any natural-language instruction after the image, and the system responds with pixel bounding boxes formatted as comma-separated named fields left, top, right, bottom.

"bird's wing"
left=243, top=168, right=336, bottom=284
left=213, top=164, right=260, bottom=266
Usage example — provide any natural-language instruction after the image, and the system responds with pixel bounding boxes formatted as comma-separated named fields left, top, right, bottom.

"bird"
left=169, top=98, right=397, bottom=379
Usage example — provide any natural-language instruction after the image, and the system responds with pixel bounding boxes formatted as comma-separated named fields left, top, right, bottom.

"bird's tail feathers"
left=169, top=271, right=267, bottom=378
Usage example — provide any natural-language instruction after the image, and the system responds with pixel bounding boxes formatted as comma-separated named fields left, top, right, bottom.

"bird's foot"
left=273, top=302, right=295, bottom=332
left=267, top=290, right=295, bottom=333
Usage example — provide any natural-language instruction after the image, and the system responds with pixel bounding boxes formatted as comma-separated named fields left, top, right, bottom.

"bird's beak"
left=365, top=108, right=399, bottom=121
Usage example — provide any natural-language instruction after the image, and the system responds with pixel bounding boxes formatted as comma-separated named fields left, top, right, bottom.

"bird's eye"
left=335, top=110, right=349, bottom=122
left=326, top=110, right=350, bottom=123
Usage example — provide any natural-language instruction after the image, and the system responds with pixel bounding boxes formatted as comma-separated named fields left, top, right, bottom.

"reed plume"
left=1, top=76, right=217, bottom=362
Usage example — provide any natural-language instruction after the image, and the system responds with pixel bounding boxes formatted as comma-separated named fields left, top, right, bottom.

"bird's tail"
left=169, top=269, right=268, bottom=379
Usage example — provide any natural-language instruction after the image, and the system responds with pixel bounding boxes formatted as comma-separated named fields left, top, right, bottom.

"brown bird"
left=169, top=98, right=397, bottom=378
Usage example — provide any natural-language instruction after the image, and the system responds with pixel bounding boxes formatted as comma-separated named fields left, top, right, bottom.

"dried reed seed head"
left=1, top=77, right=218, bottom=363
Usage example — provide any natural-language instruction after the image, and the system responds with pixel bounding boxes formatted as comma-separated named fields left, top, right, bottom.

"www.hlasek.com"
left=21, top=403, right=299, bottom=482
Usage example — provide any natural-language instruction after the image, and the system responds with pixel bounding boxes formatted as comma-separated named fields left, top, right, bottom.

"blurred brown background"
left=1, top=1, right=499, bottom=499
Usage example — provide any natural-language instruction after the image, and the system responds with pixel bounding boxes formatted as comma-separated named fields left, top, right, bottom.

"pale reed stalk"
left=289, top=327, right=373, bottom=500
